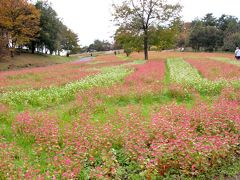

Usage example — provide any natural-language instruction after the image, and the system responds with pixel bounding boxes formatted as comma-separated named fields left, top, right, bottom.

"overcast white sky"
left=48, top=0, right=240, bottom=46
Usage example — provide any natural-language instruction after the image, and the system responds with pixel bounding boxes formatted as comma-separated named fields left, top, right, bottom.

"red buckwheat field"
left=0, top=52, right=240, bottom=179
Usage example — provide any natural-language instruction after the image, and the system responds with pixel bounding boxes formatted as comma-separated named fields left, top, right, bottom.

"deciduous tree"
left=0, top=0, right=40, bottom=56
left=114, top=25, right=143, bottom=55
left=112, top=0, right=181, bottom=60
left=33, top=1, right=79, bottom=55
left=88, top=40, right=112, bottom=52
left=149, top=20, right=180, bottom=50
left=189, top=25, right=222, bottom=51
left=61, top=25, right=79, bottom=54
left=223, top=32, right=240, bottom=51
left=35, top=1, right=59, bottom=54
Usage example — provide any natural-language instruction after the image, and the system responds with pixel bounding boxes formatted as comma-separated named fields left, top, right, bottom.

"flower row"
left=167, top=58, right=225, bottom=95
left=4, top=99, right=239, bottom=178
left=186, top=59, right=240, bottom=81
left=0, top=66, right=133, bottom=108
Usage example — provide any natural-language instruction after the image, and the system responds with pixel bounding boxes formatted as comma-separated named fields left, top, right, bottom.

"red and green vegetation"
left=0, top=52, right=239, bottom=179
left=187, top=59, right=240, bottom=81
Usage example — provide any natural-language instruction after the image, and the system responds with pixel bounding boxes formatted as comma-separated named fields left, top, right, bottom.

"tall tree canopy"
left=189, top=25, right=222, bottom=51
left=32, top=1, right=79, bottom=55
left=112, top=0, right=181, bottom=60
left=114, top=25, right=143, bottom=55
left=0, top=0, right=79, bottom=57
left=0, top=0, right=40, bottom=55
left=60, top=25, right=79, bottom=54
left=149, top=21, right=180, bottom=50
left=185, top=14, right=240, bottom=51
left=34, top=1, right=62, bottom=54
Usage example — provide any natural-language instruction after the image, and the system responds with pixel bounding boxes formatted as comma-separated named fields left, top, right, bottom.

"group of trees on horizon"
left=179, top=13, right=240, bottom=52
left=0, top=0, right=79, bottom=58
left=111, top=0, right=240, bottom=60
left=1, top=0, right=240, bottom=60
left=113, top=13, right=240, bottom=59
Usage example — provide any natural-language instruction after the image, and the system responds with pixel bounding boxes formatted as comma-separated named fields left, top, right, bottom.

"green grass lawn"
left=0, top=53, right=81, bottom=71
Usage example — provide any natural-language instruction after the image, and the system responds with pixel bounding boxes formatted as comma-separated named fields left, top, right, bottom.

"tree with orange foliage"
left=0, top=0, right=40, bottom=56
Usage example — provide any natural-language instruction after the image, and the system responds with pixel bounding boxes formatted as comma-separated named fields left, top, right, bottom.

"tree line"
left=179, top=13, right=240, bottom=52
left=2, top=0, right=239, bottom=60
left=111, top=1, right=240, bottom=59
left=0, top=0, right=79, bottom=57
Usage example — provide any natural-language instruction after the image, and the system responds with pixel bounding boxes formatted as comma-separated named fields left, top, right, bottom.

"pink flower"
left=65, top=158, right=71, bottom=166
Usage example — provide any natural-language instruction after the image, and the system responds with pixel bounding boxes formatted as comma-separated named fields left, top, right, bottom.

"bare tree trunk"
left=144, top=30, right=148, bottom=60
left=31, top=41, right=35, bottom=54
left=10, top=50, right=14, bottom=58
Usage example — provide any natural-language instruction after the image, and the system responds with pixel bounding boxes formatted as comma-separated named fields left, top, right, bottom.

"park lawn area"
left=0, top=53, right=82, bottom=71
left=0, top=52, right=240, bottom=179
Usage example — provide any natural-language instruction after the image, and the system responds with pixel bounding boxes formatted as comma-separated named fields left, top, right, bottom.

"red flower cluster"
left=8, top=99, right=239, bottom=178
